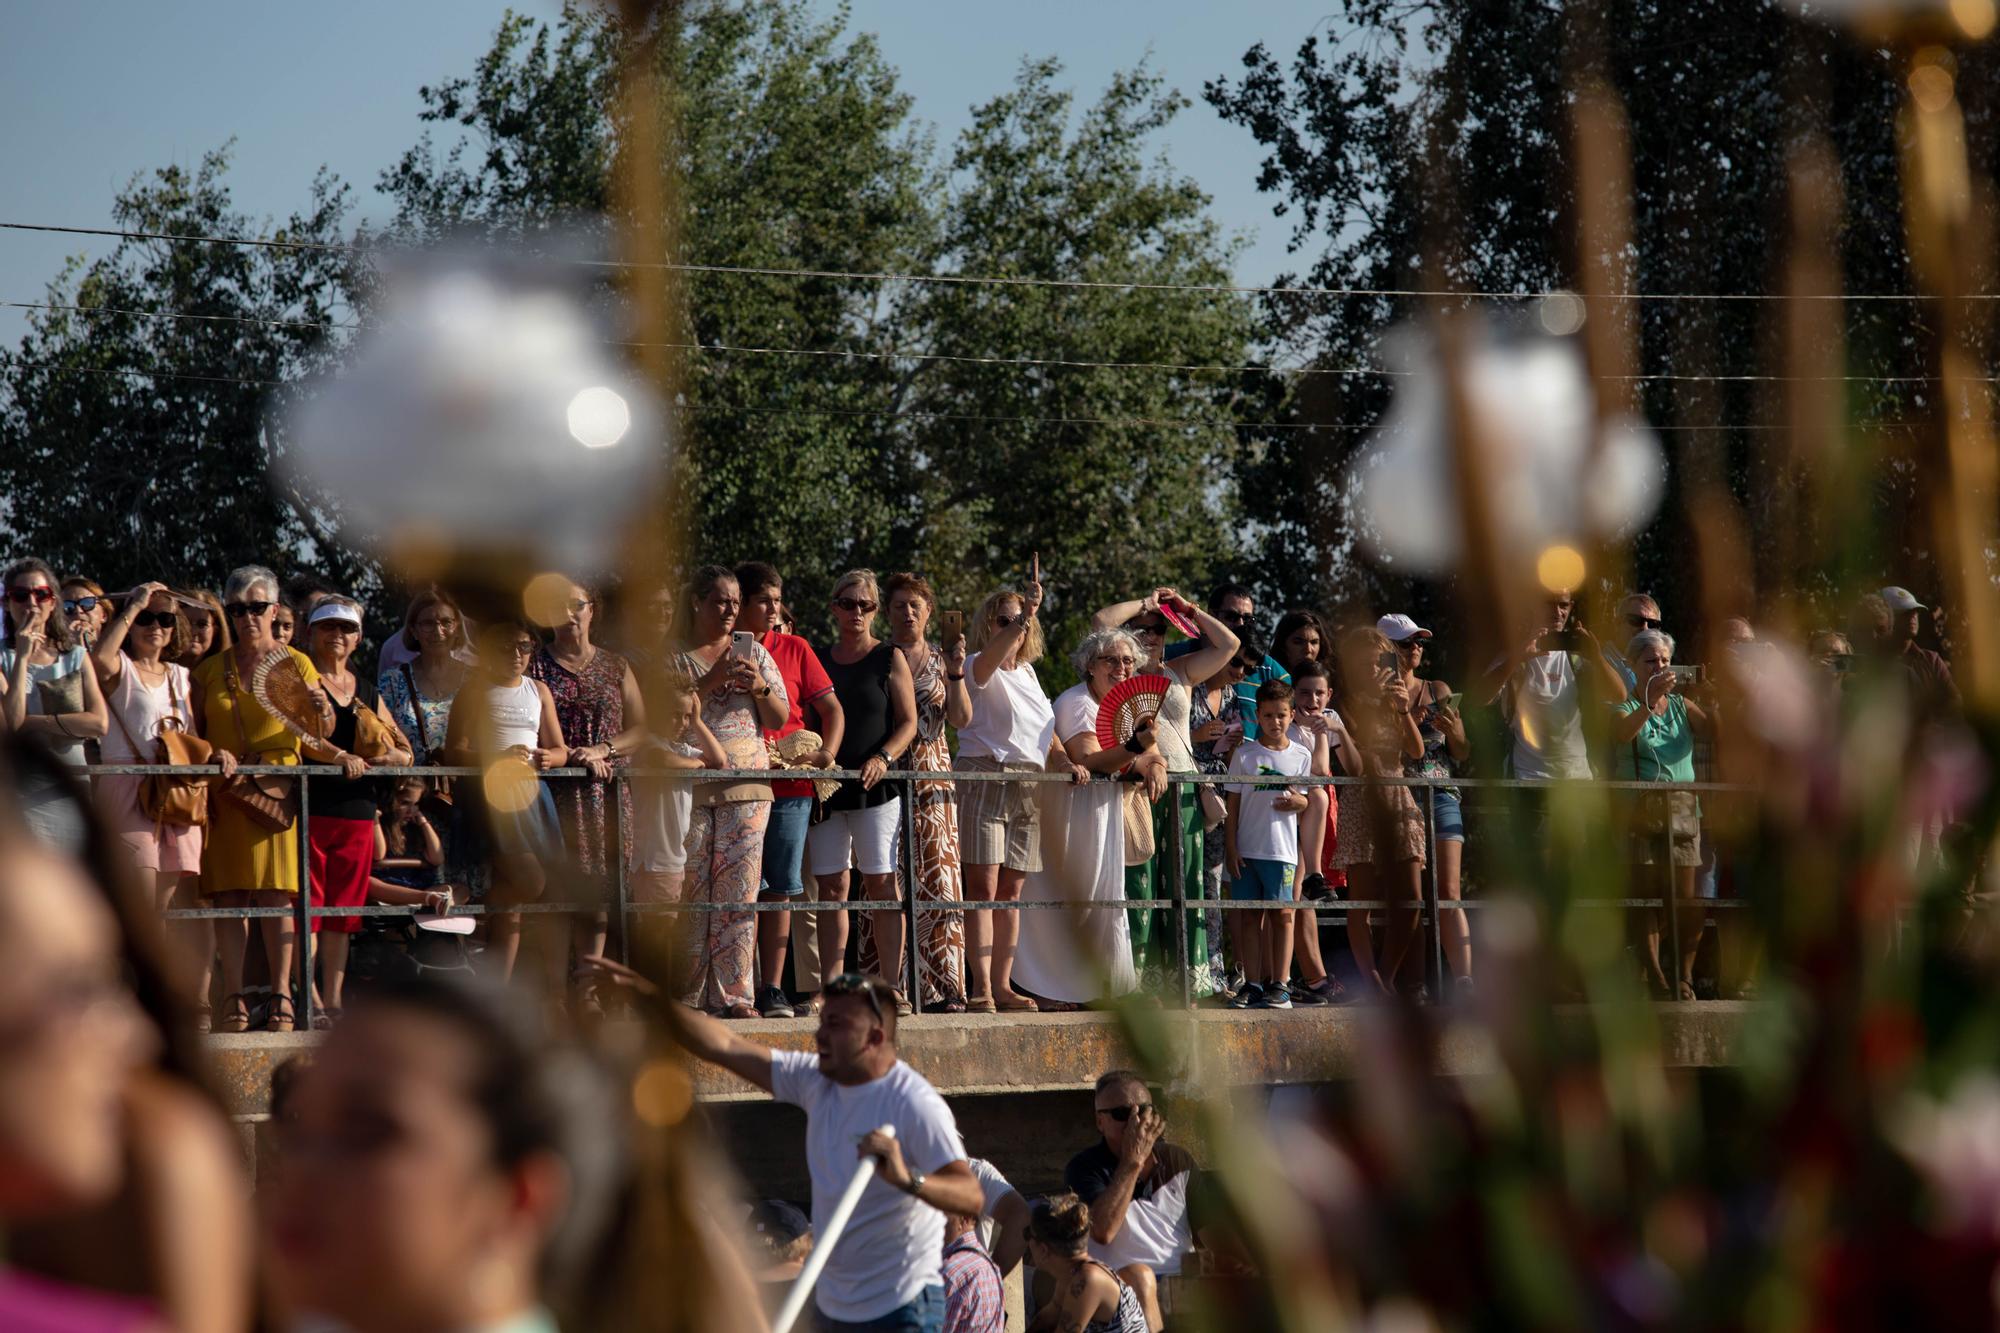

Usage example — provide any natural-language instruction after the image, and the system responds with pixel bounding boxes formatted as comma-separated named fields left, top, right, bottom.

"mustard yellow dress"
left=193, top=648, right=320, bottom=897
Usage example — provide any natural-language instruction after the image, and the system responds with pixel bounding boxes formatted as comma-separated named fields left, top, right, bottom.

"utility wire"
left=2, top=219, right=1984, bottom=302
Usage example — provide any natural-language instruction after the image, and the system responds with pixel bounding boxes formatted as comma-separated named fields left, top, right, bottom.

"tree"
left=1205, top=1, right=1979, bottom=635
left=0, top=147, right=370, bottom=597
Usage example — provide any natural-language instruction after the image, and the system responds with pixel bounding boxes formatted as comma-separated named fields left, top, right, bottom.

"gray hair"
left=222, top=564, right=280, bottom=603
left=1626, top=628, right=1676, bottom=661
left=1072, top=626, right=1142, bottom=678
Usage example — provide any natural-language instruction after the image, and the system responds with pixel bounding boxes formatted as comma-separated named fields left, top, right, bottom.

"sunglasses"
left=833, top=597, right=878, bottom=614
left=62, top=597, right=102, bottom=615
left=505, top=640, right=537, bottom=657
left=1217, top=609, right=1253, bottom=626
left=822, top=972, right=888, bottom=1025
left=225, top=600, right=276, bottom=620
left=5, top=587, right=55, bottom=605
left=993, top=613, right=1023, bottom=629
left=132, top=611, right=178, bottom=631
left=1097, top=1103, right=1152, bottom=1122
left=1129, top=621, right=1168, bottom=636
left=314, top=621, right=360, bottom=635
left=1626, top=614, right=1662, bottom=629
left=1229, top=658, right=1255, bottom=674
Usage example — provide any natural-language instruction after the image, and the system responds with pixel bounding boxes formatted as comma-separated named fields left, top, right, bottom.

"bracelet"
left=947, top=673, right=965, bottom=681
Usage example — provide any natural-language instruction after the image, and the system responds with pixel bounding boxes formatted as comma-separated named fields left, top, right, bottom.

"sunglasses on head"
left=1626, top=614, right=1662, bottom=629
left=6, top=587, right=55, bottom=605
left=132, top=610, right=178, bottom=631
left=823, top=972, right=888, bottom=1025
left=1097, top=1103, right=1151, bottom=1122
left=834, top=597, right=878, bottom=614
left=225, top=600, right=275, bottom=620
left=62, top=596, right=101, bottom=615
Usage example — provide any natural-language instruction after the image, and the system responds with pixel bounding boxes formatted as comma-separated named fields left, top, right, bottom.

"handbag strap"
left=222, top=656, right=260, bottom=759
left=105, top=668, right=150, bottom=760
left=400, top=662, right=437, bottom=755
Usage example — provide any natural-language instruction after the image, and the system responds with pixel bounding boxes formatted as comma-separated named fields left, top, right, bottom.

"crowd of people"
left=0, top=551, right=1961, bottom=1025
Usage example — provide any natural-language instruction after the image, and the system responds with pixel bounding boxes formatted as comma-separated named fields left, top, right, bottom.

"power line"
left=6, top=299, right=1982, bottom=386
left=2, top=218, right=1983, bottom=303
left=24, top=361, right=1932, bottom=433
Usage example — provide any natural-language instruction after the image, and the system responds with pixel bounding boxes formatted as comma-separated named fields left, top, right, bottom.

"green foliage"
left=0, top=147, right=372, bottom=598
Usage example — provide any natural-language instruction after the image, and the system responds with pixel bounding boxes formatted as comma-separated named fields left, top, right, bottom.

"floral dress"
left=529, top=645, right=634, bottom=886
left=859, top=641, right=965, bottom=1004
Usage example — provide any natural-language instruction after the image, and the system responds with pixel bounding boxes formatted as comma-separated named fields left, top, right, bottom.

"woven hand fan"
left=1095, top=673, right=1173, bottom=751
left=248, top=649, right=327, bottom=744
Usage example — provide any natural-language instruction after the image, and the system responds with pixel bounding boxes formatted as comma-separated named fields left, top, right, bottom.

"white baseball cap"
left=1377, top=614, right=1432, bottom=642
left=1879, top=586, right=1927, bottom=614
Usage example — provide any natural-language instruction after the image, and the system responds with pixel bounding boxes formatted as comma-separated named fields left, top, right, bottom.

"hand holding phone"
left=729, top=630, right=755, bottom=661
left=940, top=610, right=965, bottom=644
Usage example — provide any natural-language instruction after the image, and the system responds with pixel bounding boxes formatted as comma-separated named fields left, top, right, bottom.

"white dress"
left=1010, top=684, right=1138, bottom=1004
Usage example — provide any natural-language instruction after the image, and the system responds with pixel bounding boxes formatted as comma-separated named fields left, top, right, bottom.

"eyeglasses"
left=5, top=587, right=55, bottom=605
left=132, top=611, right=177, bottom=631
left=1626, top=614, right=1662, bottom=630
left=416, top=617, right=460, bottom=632
left=62, top=597, right=101, bottom=615
left=1096, top=655, right=1138, bottom=669
left=506, top=640, right=537, bottom=658
left=1096, top=1103, right=1151, bottom=1122
left=822, top=972, right=888, bottom=1025
left=567, top=598, right=591, bottom=613
left=833, top=597, right=878, bottom=614
left=225, top=600, right=276, bottom=620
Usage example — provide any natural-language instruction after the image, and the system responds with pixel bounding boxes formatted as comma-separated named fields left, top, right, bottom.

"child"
left=441, top=618, right=571, bottom=989
left=1225, top=680, right=1317, bottom=1010
left=1287, top=660, right=1352, bottom=1004
left=369, top=777, right=451, bottom=911
left=632, top=669, right=727, bottom=984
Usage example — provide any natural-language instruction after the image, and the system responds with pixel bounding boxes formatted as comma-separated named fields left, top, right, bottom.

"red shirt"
left=760, top=631, right=835, bottom=799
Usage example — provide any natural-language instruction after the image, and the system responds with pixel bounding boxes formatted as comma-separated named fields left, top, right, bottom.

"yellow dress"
left=193, top=648, right=320, bottom=897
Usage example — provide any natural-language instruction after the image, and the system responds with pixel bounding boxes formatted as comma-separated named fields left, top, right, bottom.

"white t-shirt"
left=771, top=1051, right=968, bottom=1323
left=1227, top=737, right=1314, bottom=864
left=969, top=1156, right=1019, bottom=1255
left=956, top=653, right=1055, bottom=765
left=1509, top=652, right=1593, bottom=780
left=633, top=736, right=699, bottom=873
left=1051, top=682, right=1099, bottom=750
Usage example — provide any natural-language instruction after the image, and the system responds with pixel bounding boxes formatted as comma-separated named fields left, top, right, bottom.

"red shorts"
left=308, top=816, right=375, bottom=934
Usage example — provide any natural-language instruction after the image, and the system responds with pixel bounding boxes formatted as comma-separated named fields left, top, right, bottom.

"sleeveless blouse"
left=822, top=642, right=898, bottom=812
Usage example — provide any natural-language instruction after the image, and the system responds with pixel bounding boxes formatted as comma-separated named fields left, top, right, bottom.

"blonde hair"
left=1333, top=624, right=1392, bottom=700
left=967, top=588, right=1045, bottom=667
left=830, top=569, right=880, bottom=605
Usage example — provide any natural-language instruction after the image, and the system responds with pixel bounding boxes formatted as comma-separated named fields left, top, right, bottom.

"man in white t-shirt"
left=676, top=973, right=985, bottom=1332
left=1482, top=589, right=1628, bottom=780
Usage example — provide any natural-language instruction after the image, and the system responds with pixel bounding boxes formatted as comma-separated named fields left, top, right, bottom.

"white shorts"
left=808, top=799, right=902, bottom=877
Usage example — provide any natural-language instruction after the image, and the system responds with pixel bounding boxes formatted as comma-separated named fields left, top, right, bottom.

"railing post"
left=296, top=765, right=315, bottom=1031
left=1168, top=776, right=1189, bottom=1010
left=612, top=771, right=630, bottom=966
left=1662, top=790, right=1680, bottom=1001
left=1425, top=779, right=1443, bottom=998
left=902, top=774, right=922, bottom=1014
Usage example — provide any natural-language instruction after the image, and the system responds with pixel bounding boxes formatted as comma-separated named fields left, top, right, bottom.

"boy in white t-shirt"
left=1224, top=681, right=1316, bottom=1010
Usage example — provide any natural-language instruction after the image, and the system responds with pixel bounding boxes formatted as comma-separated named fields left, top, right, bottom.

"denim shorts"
left=758, top=795, right=813, bottom=900
left=1231, top=858, right=1295, bottom=902
left=1427, top=789, right=1466, bottom=844
left=820, top=1285, right=945, bottom=1333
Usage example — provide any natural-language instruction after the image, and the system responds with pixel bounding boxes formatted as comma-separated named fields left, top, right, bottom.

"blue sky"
left=0, top=1, right=1339, bottom=346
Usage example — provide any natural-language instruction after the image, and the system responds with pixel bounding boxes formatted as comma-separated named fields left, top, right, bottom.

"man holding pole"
left=677, top=972, right=983, bottom=1332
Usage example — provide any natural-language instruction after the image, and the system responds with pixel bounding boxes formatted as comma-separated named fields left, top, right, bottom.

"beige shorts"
left=954, top=755, right=1044, bottom=873
left=1630, top=790, right=1701, bottom=868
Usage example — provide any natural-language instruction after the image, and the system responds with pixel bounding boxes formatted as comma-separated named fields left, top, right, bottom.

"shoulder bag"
left=107, top=667, right=213, bottom=828
left=220, top=658, right=299, bottom=833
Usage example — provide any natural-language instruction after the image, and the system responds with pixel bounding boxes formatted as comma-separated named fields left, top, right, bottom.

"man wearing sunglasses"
left=676, top=973, right=984, bottom=1332
left=1601, top=592, right=1666, bottom=693
left=1060, top=1069, right=1201, bottom=1326
left=1162, top=583, right=1290, bottom=741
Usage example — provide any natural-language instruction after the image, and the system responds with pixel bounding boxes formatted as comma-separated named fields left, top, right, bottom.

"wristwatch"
left=875, top=748, right=895, bottom=766
left=904, top=1169, right=927, bottom=1197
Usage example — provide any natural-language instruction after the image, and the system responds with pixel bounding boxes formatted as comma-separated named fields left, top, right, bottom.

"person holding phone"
left=1481, top=589, right=1627, bottom=781
left=1380, top=613, right=1473, bottom=995
left=672, top=566, right=789, bottom=1018
left=808, top=570, right=919, bottom=1012
left=1331, top=625, right=1428, bottom=998
left=1089, top=587, right=1239, bottom=996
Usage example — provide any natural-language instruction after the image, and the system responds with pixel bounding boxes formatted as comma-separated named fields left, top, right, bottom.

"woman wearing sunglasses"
left=190, top=564, right=340, bottom=1034
left=0, top=558, right=109, bottom=845
left=92, top=582, right=212, bottom=1012
left=59, top=577, right=110, bottom=651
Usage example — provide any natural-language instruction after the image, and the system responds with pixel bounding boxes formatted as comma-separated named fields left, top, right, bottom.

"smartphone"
left=1440, top=691, right=1463, bottom=715
left=1377, top=651, right=1398, bottom=672
left=1537, top=628, right=1580, bottom=653
left=729, top=630, right=755, bottom=661
left=1668, top=665, right=1701, bottom=690
left=940, top=610, right=965, bottom=642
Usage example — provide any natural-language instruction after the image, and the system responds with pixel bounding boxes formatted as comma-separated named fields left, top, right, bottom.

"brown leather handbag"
left=107, top=669, right=213, bottom=828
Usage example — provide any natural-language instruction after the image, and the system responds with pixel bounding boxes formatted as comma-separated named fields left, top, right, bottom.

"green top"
left=1613, top=694, right=1695, bottom=784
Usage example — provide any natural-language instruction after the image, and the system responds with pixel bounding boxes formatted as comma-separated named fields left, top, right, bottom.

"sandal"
left=891, top=989, right=914, bottom=1017
left=1676, top=979, right=1697, bottom=1003
left=194, top=1003, right=212, bottom=1035
left=964, top=994, right=998, bottom=1015
left=805, top=994, right=825, bottom=1016
left=265, top=995, right=296, bottom=1034
left=937, top=988, right=968, bottom=1015
left=216, top=993, right=250, bottom=1035
left=994, top=991, right=1039, bottom=1013
left=1037, top=999, right=1084, bottom=1013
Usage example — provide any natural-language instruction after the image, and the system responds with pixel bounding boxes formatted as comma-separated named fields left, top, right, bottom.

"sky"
left=0, top=2, right=1340, bottom=348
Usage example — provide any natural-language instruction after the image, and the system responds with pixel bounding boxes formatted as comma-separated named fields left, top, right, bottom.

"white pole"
left=771, top=1123, right=897, bottom=1333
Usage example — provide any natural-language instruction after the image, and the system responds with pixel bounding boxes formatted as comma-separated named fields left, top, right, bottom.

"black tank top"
left=307, top=679, right=383, bottom=821
left=820, top=642, right=897, bottom=811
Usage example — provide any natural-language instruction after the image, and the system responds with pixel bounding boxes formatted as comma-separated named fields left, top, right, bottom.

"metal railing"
left=75, top=760, right=1756, bottom=1027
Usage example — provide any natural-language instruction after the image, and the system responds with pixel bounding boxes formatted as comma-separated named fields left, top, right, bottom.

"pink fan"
left=1094, top=674, right=1173, bottom=751
left=248, top=649, right=326, bottom=743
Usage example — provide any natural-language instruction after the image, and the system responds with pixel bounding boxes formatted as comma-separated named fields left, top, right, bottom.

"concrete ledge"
left=206, top=1003, right=1759, bottom=1119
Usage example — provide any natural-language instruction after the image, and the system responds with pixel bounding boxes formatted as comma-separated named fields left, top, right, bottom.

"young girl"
left=442, top=618, right=571, bottom=990
left=1287, top=658, right=1351, bottom=1004
left=370, top=778, right=451, bottom=910
left=631, top=671, right=726, bottom=988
